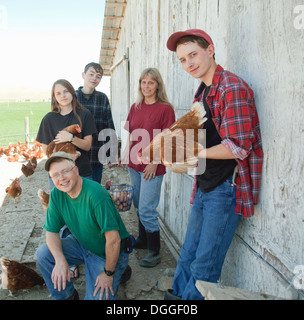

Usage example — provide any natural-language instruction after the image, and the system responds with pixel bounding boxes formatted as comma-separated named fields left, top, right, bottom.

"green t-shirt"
left=44, top=178, right=129, bottom=258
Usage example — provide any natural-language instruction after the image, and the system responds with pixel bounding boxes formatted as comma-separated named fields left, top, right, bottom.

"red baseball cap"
left=167, top=29, right=214, bottom=51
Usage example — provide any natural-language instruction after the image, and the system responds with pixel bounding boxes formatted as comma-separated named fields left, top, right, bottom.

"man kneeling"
left=37, top=152, right=130, bottom=300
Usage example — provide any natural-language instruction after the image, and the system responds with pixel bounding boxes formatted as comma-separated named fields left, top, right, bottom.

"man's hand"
left=93, top=272, right=114, bottom=300
left=51, top=258, right=71, bottom=292
left=46, top=232, right=71, bottom=292
left=93, top=230, right=120, bottom=300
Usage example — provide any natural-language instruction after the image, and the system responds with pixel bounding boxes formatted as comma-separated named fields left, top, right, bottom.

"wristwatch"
left=70, top=135, right=75, bottom=142
left=104, top=267, right=115, bottom=277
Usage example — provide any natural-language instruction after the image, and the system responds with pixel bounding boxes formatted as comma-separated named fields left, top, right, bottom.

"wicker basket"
left=107, top=184, right=135, bottom=212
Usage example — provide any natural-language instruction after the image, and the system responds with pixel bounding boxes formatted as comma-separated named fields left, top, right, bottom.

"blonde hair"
left=135, top=68, right=173, bottom=110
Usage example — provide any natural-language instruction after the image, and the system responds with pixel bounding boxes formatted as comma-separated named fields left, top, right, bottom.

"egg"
left=106, top=185, right=134, bottom=212
left=122, top=192, right=127, bottom=202
left=111, top=192, right=117, bottom=202
left=114, top=191, right=121, bottom=202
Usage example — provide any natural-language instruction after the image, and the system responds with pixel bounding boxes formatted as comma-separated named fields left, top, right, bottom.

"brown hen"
left=7, top=154, right=20, bottom=162
left=0, top=257, right=44, bottom=291
left=46, top=124, right=82, bottom=158
left=5, top=178, right=22, bottom=200
left=38, top=189, right=50, bottom=212
left=139, top=102, right=207, bottom=173
left=21, top=159, right=36, bottom=177
left=30, top=156, right=37, bottom=168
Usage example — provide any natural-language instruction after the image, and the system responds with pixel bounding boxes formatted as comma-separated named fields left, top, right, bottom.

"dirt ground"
left=0, top=154, right=176, bottom=300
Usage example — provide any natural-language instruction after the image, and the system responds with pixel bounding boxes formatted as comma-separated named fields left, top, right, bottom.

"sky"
left=0, top=0, right=108, bottom=92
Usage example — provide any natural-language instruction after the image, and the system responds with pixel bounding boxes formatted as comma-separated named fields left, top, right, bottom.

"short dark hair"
left=176, top=35, right=215, bottom=60
left=84, top=62, right=104, bottom=76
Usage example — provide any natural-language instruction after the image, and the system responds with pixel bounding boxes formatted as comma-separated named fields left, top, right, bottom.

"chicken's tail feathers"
left=0, top=257, right=9, bottom=272
left=37, top=189, right=44, bottom=199
left=38, top=189, right=49, bottom=200
left=0, top=256, right=6, bottom=266
left=191, top=102, right=208, bottom=126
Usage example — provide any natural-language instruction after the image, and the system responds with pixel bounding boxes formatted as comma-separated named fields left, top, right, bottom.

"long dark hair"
left=51, top=79, right=84, bottom=128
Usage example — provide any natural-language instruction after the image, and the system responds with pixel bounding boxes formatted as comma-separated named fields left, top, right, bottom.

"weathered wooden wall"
left=109, top=0, right=304, bottom=299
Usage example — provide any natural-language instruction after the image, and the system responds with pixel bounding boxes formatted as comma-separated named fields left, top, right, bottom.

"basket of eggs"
left=107, top=184, right=135, bottom=212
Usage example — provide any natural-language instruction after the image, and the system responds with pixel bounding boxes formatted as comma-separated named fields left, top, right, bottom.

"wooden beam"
left=101, top=48, right=116, bottom=51
left=104, top=16, right=124, bottom=20
left=100, top=55, right=115, bottom=58
left=106, top=2, right=127, bottom=7
left=103, top=27, right=121, bottom=31
left=102, top=38, right=119, bottom=42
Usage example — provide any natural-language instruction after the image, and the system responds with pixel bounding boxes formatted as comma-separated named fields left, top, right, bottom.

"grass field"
left=0, top=101, right=50, bottom=146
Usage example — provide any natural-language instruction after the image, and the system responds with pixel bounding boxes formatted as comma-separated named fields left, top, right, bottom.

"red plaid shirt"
left=192, top=65, right=263, bottom=218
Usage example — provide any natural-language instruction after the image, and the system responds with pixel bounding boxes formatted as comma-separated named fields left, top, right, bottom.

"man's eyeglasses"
left=50, top=166, right=76, bottom=180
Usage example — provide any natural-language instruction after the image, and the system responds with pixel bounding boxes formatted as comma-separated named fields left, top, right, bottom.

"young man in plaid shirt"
left=165, top=29, right=263, bottom=300
left=77, top=63, right=132, bottom=284
left=76, top=63, right=115, bottom=183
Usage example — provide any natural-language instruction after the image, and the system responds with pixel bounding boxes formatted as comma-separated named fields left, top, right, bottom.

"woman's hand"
left=93, top=272, right=114, bottom=300
left=53, top=131, right=92, bottom=152
left=53, top=131, right=73, bottom=144
left=143, top=164, right=158, bottom=181
left=117, top=148, right=130, bottom=168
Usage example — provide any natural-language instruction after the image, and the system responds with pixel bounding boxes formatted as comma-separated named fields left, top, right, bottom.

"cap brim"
left=167, top=31, right=189, bottom=51
left=167, top=29, right=213, bottom=51
left=45, top=152, right=75, bottom=171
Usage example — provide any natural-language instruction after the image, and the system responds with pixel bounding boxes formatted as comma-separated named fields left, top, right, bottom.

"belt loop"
left=232, top=166, right=239, bottom=186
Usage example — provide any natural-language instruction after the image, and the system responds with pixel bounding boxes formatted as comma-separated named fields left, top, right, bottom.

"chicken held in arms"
left=0, top=257, right=44, bottom=291
left=138, top=102, right=207, bottom=174
left=46, top=124, right=82, bottom=158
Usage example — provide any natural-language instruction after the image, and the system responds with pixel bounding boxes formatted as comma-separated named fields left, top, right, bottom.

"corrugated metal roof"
left=99, top=0, right=127, bottom=76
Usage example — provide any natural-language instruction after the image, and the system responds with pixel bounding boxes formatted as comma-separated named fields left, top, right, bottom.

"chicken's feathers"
left=191, top=102, right=208, bottom=126
left=165, top=156, right=198, bottom=173
left=0, top=257, right=44, bottom=291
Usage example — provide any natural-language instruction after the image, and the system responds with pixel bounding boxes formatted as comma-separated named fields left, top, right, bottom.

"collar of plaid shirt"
left=194, top=65, right=263, bottom=218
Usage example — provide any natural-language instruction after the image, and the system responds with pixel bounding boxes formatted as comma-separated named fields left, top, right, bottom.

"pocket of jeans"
left=211, top=179, right=236, bottom=200
left=204, top=188, right=236, bottom=220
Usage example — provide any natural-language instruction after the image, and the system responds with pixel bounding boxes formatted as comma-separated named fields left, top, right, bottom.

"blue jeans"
left=92, top=163, right=103, bottom=184
left=128, top=168, right=163, bottom=233
left=36, top=234, right=129, bottom=300
left=172, top=176, right=240, bottom=300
